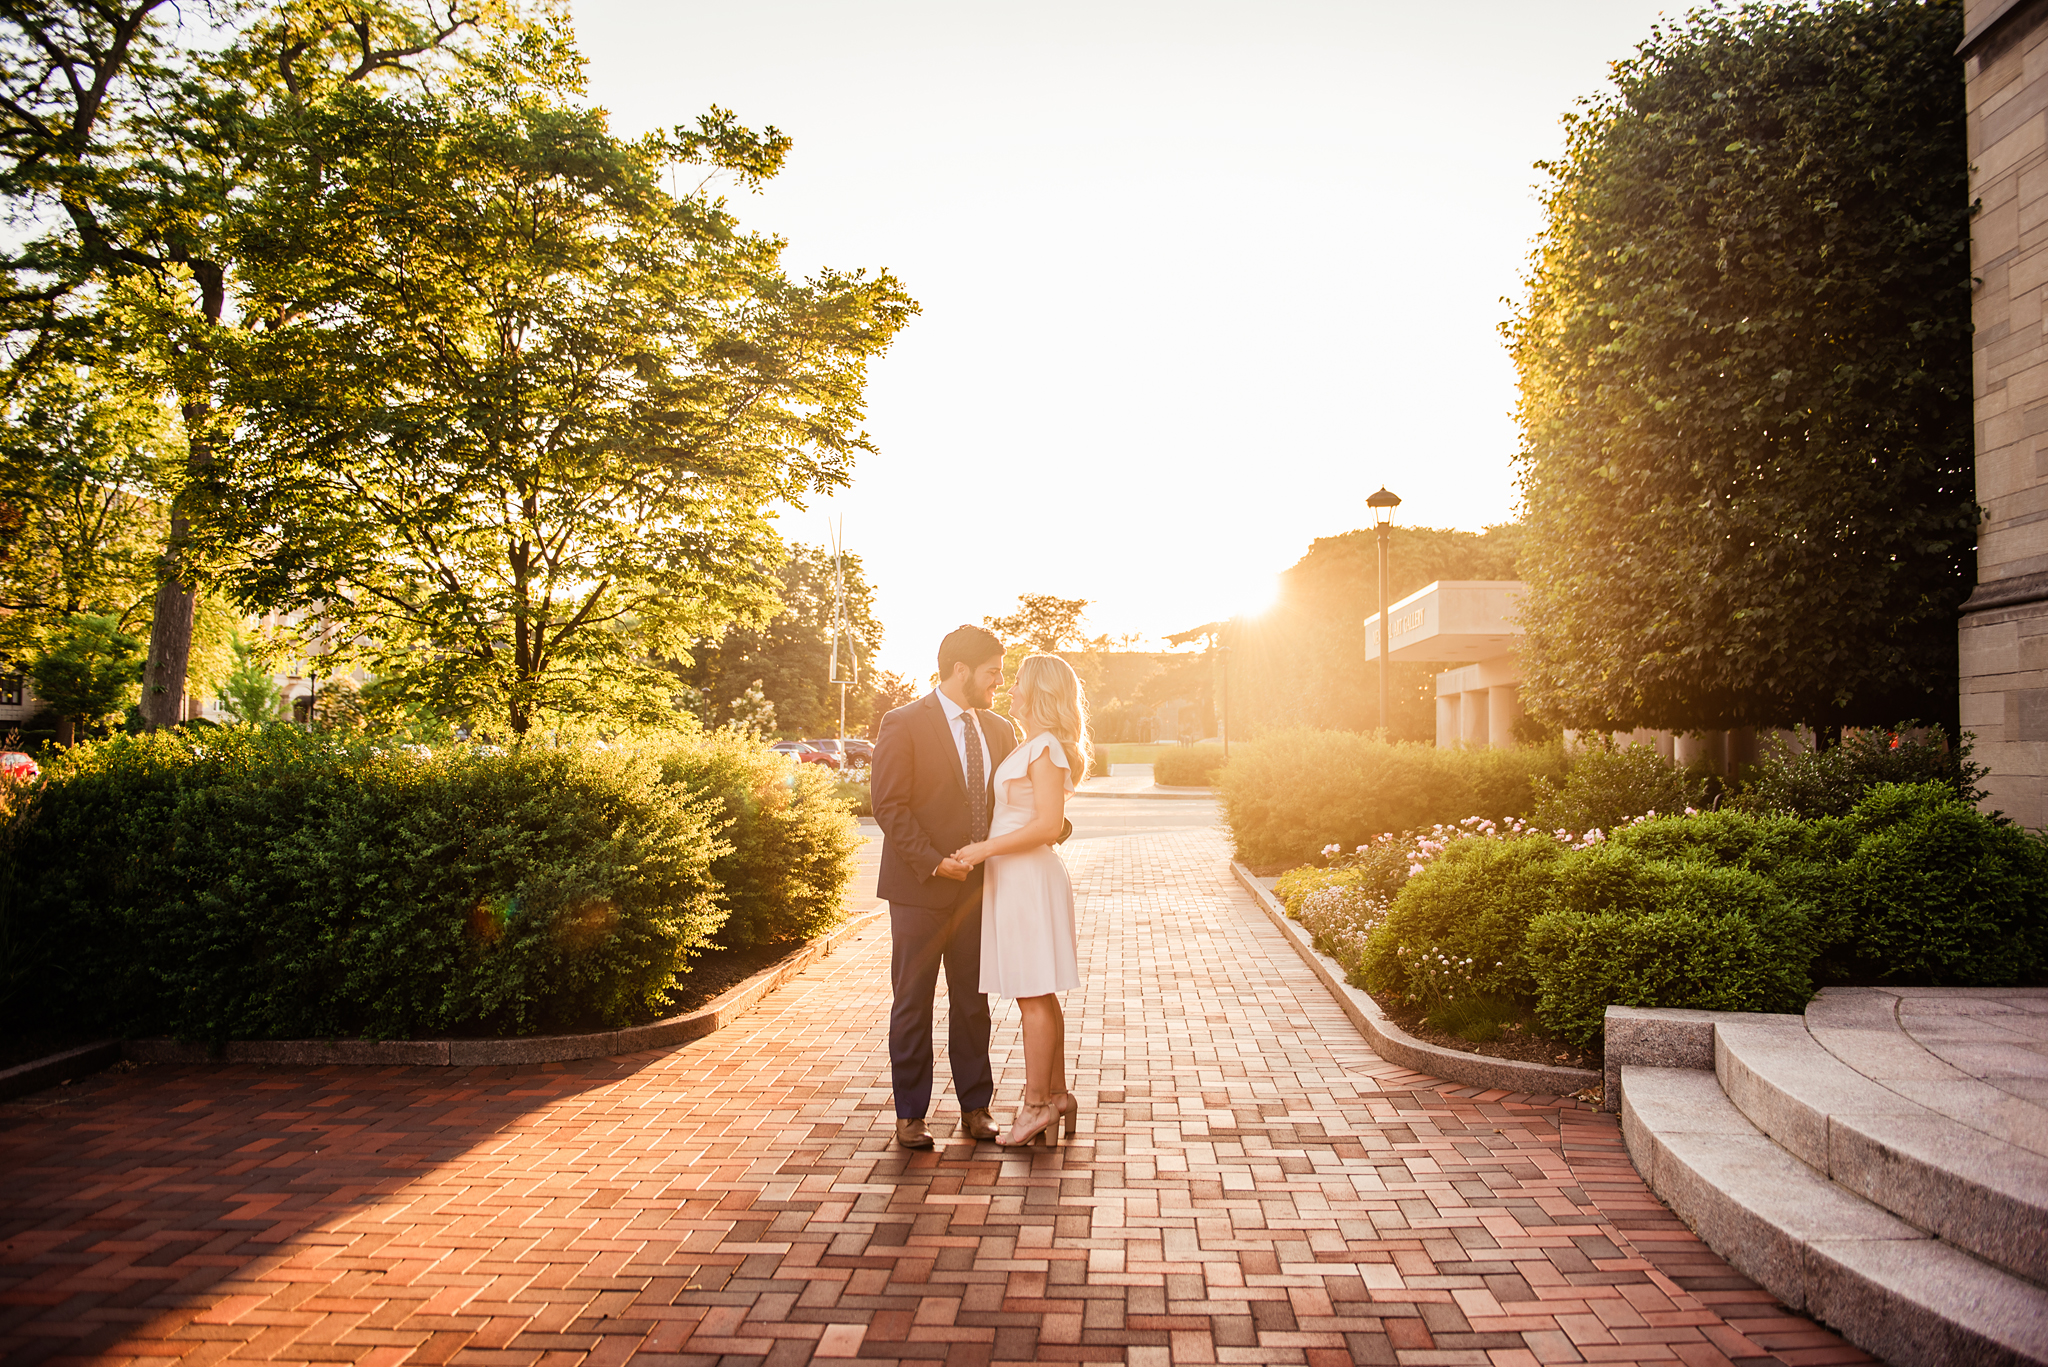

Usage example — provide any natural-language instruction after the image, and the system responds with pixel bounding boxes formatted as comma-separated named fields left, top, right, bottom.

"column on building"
left=1435, top=655, right=1521, bottom=750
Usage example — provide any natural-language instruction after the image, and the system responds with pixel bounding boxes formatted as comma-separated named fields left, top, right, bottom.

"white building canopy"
left=1362, top=581, right=1524, bottom=663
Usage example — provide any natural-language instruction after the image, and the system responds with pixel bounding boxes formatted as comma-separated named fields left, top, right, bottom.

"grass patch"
left=1425, top=996, right=1523, bottom=1043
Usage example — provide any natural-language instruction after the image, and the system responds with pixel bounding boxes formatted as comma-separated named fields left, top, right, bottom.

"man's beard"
left=967, top=673, right=997, bottom=710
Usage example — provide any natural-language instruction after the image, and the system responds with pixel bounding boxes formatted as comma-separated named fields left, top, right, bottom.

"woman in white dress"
left=951, top=653, right=1094, bottom=1147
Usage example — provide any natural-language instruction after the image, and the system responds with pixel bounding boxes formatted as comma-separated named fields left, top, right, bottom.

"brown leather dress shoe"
left=960, top=1107, right=998, bottom=1141
left=894, top=1118, right=934, bottom=1150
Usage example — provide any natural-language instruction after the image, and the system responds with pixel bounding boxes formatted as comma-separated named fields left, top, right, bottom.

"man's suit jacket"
left=872, top=691, right=1019, bottom=909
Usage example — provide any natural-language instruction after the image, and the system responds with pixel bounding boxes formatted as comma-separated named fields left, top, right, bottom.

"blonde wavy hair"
left=1010, top=653, right=1096, bottom=778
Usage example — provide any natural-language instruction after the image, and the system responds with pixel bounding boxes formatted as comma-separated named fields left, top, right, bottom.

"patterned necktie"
left=962, top=711, right=989, bottom=841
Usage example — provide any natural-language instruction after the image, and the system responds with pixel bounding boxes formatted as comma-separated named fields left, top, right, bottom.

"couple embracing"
left=871, top=624, right=1094, bottom=1150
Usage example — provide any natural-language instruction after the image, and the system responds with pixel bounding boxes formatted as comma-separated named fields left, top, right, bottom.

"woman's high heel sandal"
left=997, top=1099, right=1060, bottom=1147
left=1056, top=1091, right=1080, bottom=1138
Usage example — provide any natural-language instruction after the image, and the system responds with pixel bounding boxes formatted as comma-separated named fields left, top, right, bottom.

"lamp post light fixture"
left=1367, top=486, right=1402, bottom=734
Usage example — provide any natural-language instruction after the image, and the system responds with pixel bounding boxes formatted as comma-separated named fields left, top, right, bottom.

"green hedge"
left=0, top=727, right=859, bottom=1042
left=1530, top=742, right=1704, bottom=834
left=1524, top=849, right=1818, bottom=1045
left=1219, top=730, right=1570, bottom=866
left=1152, top=745, right=1225, bottom=787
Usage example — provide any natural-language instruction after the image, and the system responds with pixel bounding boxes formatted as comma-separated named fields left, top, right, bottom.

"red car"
left=0, top=751, right=39, bottom=783
left=768, top=740, right=841, bottom=771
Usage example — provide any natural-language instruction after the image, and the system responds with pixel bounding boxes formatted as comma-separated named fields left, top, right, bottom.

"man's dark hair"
left=938, top=624, right=1004, bottom=679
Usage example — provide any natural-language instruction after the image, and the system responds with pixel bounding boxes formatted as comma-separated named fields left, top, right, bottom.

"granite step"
left=1714, top=1007, right=2048, bottom=1288
left=1622, top=1064, right=2048, bottom=1367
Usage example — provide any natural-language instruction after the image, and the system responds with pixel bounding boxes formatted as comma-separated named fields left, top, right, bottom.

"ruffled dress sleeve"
left=1029, top=733, right=1077, bottom=793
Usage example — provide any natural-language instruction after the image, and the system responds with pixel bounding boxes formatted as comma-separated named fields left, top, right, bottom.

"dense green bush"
left=1733, top=726, right=1990, bottom=819
left=1530, top=742, right=1704, bottom=835
left=1153, top=745, right=1225, bottom=787
left=0, top=727, right=859, bottom=1042
left=1525, top=848, right=1817, bottom=1046
left=656, top=732, right=861, bottom=950
left=1357, top=835, right=1565, bottom=1007
left=1219, top=730, right=1570, bottom=866
left=1831, top=783, right=2048, bottom=985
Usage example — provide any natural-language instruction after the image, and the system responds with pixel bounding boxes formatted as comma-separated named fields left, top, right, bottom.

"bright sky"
left=575, top=0, right=1676, bottom=679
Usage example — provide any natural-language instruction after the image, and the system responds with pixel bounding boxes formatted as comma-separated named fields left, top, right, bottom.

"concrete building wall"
left=1961, top=0, right=2048, bottom=828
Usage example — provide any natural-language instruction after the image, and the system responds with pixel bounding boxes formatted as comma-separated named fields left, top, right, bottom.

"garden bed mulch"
left=1373, top=995, right=1601, bottom=1072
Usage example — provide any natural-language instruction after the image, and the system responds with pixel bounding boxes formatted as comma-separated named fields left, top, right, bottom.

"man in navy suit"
left=870, top=625, right=1013, bottom=1148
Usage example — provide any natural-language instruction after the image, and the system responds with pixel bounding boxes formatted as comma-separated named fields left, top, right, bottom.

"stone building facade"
left=1961, top=0, right=2048, bottom=828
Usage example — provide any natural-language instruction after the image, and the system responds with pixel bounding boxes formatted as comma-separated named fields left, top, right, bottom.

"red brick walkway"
left=0, top=829, right=1877, bottom=1366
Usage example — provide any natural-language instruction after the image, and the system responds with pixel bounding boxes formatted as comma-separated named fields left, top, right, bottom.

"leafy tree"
left=679, top=544, right=886, bottom=737
left=727, top=680, right=776, bottom=738
left=987, top=593, right=1090, bottom=652
left=0, top=0, right=517, bottom=729
left=211, top=34, right=916, bottom=736
left=30, top=613, right=143, bottom=744
left=0, top=365, right=174, bottom=658
left=216, top=634, right=283, bottom=725
left=1505, top=0, right=1973, bottom=735
left=867, top=671, right=917, bottom=731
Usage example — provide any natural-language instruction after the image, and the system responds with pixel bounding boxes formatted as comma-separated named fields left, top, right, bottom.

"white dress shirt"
left=934, top=688, right=992, bottom=797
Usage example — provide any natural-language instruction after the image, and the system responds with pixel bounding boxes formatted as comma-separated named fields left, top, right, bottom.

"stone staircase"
left=1609, top=987, right=2048, bottom=1367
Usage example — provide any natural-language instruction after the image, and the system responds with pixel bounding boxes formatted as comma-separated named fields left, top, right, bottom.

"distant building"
left=1364, top=580, right=1771, bottom=770
left=1363, top=580, right=1526, bottom=748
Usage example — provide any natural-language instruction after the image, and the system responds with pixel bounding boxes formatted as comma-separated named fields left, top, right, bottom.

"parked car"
left=0, top=751, right=39, bottom=783
left=803, top=738, right=875, bottom=767
left=769, top=740, right=840, bottom=770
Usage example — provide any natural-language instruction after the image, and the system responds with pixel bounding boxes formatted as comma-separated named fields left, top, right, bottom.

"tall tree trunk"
left=140, top=502, right=197, bottom=729
left=54, top=714, right=74, bottom=747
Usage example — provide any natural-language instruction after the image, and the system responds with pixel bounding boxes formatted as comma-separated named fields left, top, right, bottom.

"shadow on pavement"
left=0, top=1052, right=665, bottom=1362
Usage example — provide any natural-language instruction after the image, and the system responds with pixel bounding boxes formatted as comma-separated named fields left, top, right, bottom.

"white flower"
left=1407, top=865, right=1424, bottom=877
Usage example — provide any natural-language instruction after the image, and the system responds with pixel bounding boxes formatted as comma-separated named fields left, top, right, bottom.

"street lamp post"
left=1367, top=486, right=1402, bottom=735
left=1218, top=640, right=1232, bottom=761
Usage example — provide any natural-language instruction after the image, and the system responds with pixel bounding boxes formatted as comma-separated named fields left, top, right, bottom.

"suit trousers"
left=888, top=890, right=995, bottom=1120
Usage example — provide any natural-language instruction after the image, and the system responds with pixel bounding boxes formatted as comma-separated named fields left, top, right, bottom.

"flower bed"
left=1272, top=784, right=2048, bottom=1047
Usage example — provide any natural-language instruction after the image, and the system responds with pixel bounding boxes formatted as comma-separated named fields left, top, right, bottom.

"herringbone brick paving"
left=0, top=828, right=1878, bottom=1366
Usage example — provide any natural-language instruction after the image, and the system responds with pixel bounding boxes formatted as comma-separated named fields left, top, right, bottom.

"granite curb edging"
left=1227, top=860, right=1602, bottom=1098
left=15, top=908, right=891, bottom=1080
left=0, top=1039, right=124, bottom=1103
left=1078, top=784, right=1214, bottom=800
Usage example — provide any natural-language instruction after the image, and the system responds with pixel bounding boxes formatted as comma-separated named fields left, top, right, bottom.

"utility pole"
left=828, top=519, right=858, bottom=747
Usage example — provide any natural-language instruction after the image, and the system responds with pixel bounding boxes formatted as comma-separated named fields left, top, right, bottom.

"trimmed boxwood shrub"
left=1219, top=729, right=1569, bottom=866
left=1524, top=848, right=1817, bottom=1046
left=1830, top=782, right=2048, bottom=985
left=1153, top=745, right=1225, bottom=787
left=0, top=726, right=859, bottom=1042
